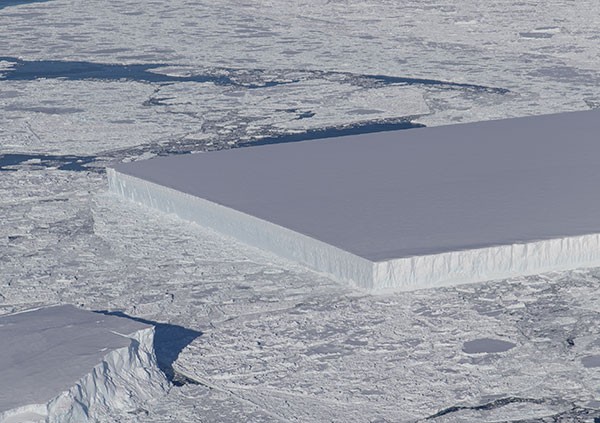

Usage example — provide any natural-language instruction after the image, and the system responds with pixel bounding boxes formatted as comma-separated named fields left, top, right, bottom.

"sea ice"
left=3, top=0, right=600, bottom=420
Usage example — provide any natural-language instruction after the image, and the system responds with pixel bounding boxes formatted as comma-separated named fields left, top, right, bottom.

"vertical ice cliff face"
left=0, top=306, right=169, bottom=423
left=107, top=168, right=376, bottom=289
left=372, top=234, right=600, bottom=290
left=107, top=167, right=600, bottom=291
left=107, top=110, right=600, bottom=291
left=44, top=327, right=168, bottom=423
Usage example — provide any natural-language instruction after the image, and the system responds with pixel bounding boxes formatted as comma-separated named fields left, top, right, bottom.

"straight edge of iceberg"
left=107, top=168, right=375, bottom=289
left=374, top=234, right=600, bottom=291
left=108, top=168, right=600, bottom=292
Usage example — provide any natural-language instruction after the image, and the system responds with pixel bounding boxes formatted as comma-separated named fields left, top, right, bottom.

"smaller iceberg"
left=0, top=305, right=169, bottom=422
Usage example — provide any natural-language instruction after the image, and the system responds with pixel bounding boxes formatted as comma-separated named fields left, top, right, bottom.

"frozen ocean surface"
left=2, top=0, right=600, bottom=420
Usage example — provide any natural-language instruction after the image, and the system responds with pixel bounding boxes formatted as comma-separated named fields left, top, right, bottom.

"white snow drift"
left=0, top=305, right=168, bottom=423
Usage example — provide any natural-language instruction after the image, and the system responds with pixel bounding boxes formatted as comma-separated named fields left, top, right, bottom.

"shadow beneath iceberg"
left=95, top=310, right=202, bottom=385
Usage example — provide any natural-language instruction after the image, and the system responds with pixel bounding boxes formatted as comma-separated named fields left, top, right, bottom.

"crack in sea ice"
left=333, top=72, right=510, bottom=94
left=0, top=58, right=510, bottom=167
left=0, top=57, right=286, bottom=88
left=238, top=119, right=425, bottom=147
left=0, top=57, right=510, bottom=94
left=425, top=397, right=546, bottom=419
left=423, top=396, right=600, bottom=422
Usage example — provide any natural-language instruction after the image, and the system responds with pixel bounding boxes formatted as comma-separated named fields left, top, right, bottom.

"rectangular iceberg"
left=109, top=110, right=600, bottom=290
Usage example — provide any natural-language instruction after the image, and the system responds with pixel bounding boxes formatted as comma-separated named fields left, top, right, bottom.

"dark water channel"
left=0, top=0, right=49, bottom=10
left=0, top=56, right=514, bottom=168
left=240, top=120, right=424, bottom=147
left=0, top=57, right=282, bottom=88
left=0, top=153, right=96, bottom=171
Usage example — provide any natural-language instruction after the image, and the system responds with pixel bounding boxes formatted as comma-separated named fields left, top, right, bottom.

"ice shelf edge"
left=375, top=233, right=600, bottom=290
left=107, top=168, right=375, bottom=289
left=108, top=168, right=600, bottom=292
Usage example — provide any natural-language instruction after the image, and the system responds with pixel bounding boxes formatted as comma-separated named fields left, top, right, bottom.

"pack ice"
left=0, top=305, right=168, bottom=423
left=109, top=110, right=600, bottom=290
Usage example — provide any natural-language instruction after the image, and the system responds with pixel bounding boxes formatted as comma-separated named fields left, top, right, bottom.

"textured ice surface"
left=3, top=0, right=600, bottom=420
left=2, top=171, right=600, bottom=421
left=0, top=305, right=168, bottom=422
left=111, top=110, right=600, bottom=289
left=2, top=0, right=600, bottom=158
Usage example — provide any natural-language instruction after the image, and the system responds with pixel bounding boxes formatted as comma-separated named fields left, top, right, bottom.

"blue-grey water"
left=0, top=153, right=96, bottom=171
left=0, top=57, right=248, bottom=86
left=0, top=0, right=49, bottom=10
left=0, top=57, right=509, bottom=93
left=240, top=120, right=424, bottom=147
left=0, top=57, right=512, bottom=169
left=0, top=119, right=424, bottom=172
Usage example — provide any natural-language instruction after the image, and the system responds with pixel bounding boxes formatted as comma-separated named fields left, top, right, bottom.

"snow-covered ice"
left=2, top=0, right=600, bottom=420
left=3, top=169, right=600, bottom=421
left=110, top=110, right=600, bottom=290
left=0, top=305, right=168, bottom=422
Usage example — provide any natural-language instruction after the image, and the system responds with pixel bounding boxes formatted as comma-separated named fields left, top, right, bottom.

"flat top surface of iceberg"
left=0, top=305, right=150, bottom=413
left=114, top=110, right=600, bottom=261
